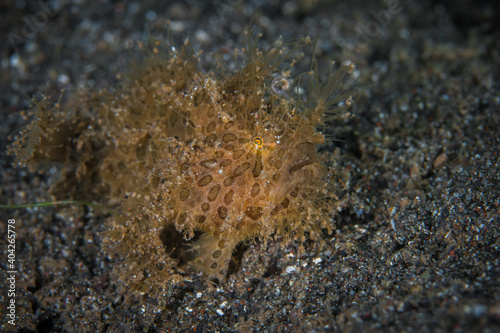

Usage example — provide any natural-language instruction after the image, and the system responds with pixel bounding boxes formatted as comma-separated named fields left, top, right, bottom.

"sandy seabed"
left=0, top=1, right=499, bottom=332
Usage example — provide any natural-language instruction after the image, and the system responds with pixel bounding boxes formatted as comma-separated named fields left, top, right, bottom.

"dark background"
left=1, top=0, right=499, bottom=331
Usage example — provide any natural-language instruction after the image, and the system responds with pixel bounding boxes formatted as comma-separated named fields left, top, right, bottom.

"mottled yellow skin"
left=11, top=34, right=352, bottom=289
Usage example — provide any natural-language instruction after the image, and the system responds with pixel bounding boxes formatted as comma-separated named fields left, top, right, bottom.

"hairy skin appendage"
left=9, top=31, right=354, bottom=292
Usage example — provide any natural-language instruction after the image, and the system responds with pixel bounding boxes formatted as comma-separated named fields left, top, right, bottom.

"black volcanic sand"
left=0, top=1, right=499, bottom=332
